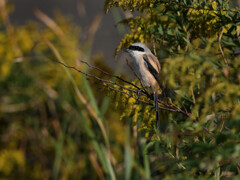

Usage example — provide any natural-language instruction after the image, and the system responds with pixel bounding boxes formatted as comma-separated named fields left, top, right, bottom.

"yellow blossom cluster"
left=115, top=16, right=158, bottom=55
left=187, top=1, right=231, bottom=37
left=105, top=0, right=159, bottom=13
left=107, top=81, right=159, bottom=137
left=0, top=149, right=25, bottom=175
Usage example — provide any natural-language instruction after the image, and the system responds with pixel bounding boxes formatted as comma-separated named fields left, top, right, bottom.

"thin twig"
left=55, top=60, right=139, bottom=93
left=125, top=59, right=150, bottom=97
left=87, top=78, right=182, bottom=112
left=34, top=9, right=66, bottom=41
left=55, top=60, right=190, bottom=115
left=79, top=59, right=140, bottom=90
left=55, top=60, right=214, bottom=134
left=169, top=88, right=189, bottom=115
left=124, top=59, right=189, bottom=116
left=152, top=40, right=157, bottom=56
left=219, top=27, right=228, bottom=64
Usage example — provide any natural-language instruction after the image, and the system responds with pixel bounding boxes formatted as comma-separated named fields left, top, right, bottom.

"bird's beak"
left=124, top=48, right=130, bottom=53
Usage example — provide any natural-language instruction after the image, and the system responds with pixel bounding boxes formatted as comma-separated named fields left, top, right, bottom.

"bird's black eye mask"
left=128, top=45, right=144, bottom=52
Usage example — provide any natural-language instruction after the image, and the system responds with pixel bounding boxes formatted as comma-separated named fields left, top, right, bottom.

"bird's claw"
left=135, top=88, right=144, bottom=98
left=149, top=93, right=154, bottom=100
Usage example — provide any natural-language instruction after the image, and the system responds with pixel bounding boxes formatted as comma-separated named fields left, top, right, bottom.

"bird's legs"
left=154, top=92, right=160, bottom=133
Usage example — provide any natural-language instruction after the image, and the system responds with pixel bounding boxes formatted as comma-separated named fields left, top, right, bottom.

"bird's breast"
left=133, top=57, right=151, bottom=88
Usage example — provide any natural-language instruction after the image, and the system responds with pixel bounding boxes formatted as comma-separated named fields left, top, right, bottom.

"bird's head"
left=125, top=42, right=155, bottom=60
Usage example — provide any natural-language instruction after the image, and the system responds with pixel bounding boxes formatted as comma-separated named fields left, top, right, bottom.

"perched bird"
left=124, top=42, right=161, bottom=130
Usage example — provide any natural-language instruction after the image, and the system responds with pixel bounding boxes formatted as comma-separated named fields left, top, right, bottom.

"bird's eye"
left=129, top=45, right=144, bottom=52
left=128, top=45, right=134, bottom=50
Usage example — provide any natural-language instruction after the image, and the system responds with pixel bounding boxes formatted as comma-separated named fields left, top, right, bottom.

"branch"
left=79, top=59, right=141, bottom=90
left=218, top=27, right=228, bottom=64
left=125, top=59, right=189, bottom=116
left=54, top=60, right=214, bottom=134
left=54, top=60, right=190, bottom=116
left=87, top=77, right=183, bottom=112
left=125, top=59, right=150, bottom=97
left=54, top=60, right=139, bottom=93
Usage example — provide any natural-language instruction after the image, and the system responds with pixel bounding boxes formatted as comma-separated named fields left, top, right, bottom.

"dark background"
left=7, top=0, right=240, bottom=64
left=9, top=0, right=123, bottom=65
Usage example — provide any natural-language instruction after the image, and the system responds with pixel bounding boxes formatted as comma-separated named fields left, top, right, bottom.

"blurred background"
left=1, top=0, right=240, bottom=179
left=7, top=0, right=240, bottom=67
left=1, top=0, right=132, bottom=179
left=9, top=0, right=124, bottom=66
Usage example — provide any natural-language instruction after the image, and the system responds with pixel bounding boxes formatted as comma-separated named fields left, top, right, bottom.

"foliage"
left=105, top=0, right=239, bottom=56
left=0, top=3, right=121, bottom=179
left=105, top=0, right=240, bottom=179
left=0, top=11, right=83, bottom=179
left=0, top=0, right=240, bottom=179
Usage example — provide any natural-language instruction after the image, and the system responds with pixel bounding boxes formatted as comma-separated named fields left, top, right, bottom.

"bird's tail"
left=154, top=91, right=160, bottom=133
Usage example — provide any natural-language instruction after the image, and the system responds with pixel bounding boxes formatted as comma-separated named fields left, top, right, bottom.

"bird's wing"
left=149, top=54, right=161, bottom=72
left=143, top=54, right=160, bottom=84
left=143, top=55, right=161, bottom=130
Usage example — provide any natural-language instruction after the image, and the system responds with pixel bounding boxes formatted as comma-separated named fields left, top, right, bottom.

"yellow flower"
left=0, top=149, right=25, bottom=175
left=133, top=105, right=141, bottom=123
left=128, top=97, right=136, bottom=104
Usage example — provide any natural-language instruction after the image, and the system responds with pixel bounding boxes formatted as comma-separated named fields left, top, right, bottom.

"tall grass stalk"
left=44, top=39, right=116, bottom=179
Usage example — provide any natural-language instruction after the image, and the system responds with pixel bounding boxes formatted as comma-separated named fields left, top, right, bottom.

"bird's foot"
left=135, top=88, right=145, bottom=98
left=149, top=93, right=154, bottom=100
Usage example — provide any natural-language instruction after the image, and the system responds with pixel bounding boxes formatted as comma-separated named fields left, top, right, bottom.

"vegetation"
left=0, top=0, right=239, bottom=179
left=104, top=0, right=240, bottom=179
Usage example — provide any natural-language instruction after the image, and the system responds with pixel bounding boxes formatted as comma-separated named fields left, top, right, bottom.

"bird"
left=124, top=42, right=161, bottom=131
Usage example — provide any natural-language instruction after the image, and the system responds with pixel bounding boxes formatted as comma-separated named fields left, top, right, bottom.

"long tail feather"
left=154, top=92, right=160, bottom=132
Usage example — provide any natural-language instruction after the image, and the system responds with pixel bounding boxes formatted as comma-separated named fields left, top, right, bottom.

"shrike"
left=124, top=42, right=161, bottom=130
